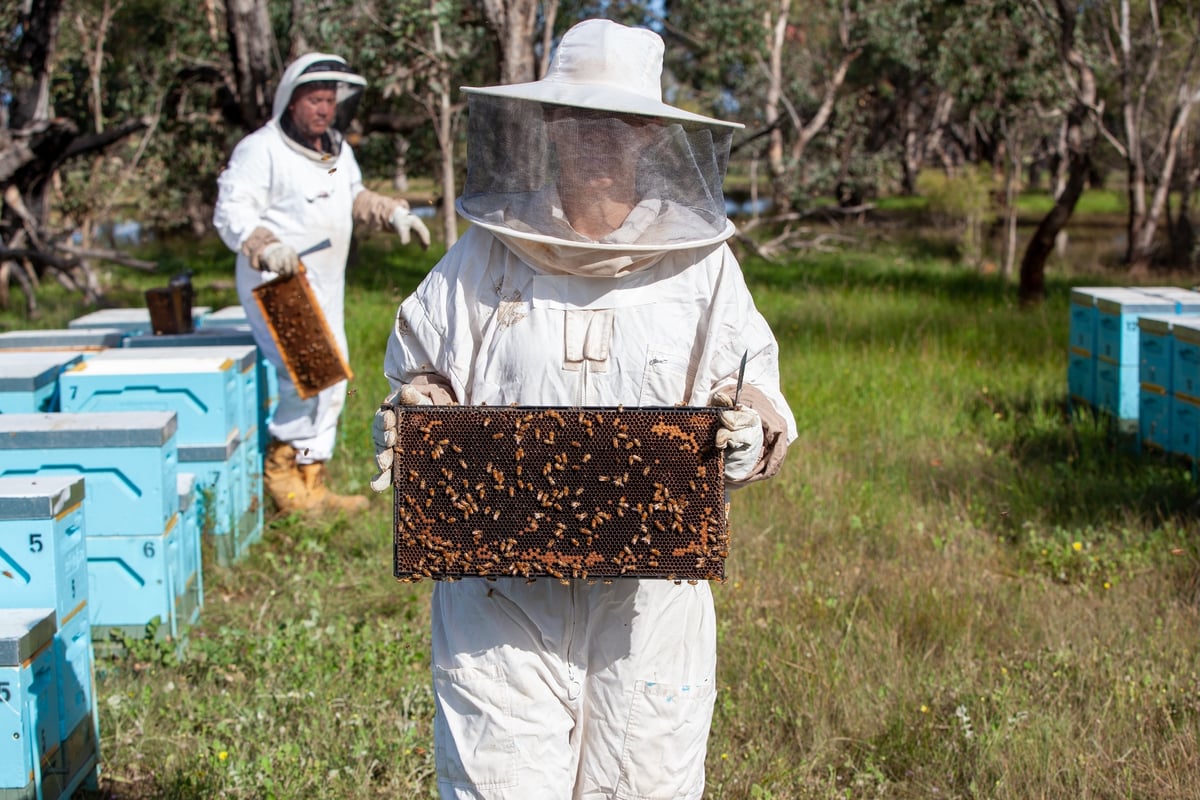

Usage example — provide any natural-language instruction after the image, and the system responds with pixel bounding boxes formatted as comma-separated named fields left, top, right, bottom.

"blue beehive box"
left=0, top=352, right=84, bottom=413
left=122, top=326, right=279, bottom=450
left=180, top=431, right=245, bottom=564
left=0, top=411, right=179, bottom=537
left=1139, top=385, right=1172, bottom=453
left=0, top=608, right=61, bottom=799
left=1171, top=317, right=1200, bottom=400
left=176, top=473, right=203, bottom=629
left=1068, top=287, right=1130, bottom=355
left=1067, top=349, right=1095, bottom=408
left=0, top=328, right=125, bottom=352
left=59, top=349, right=241, bottom=447
left=1095, top=359, right=1141, bottom=430
left=0, top=476, right=89, bottom=628
left=1137, top=314, right=1183, bottom=391
left=87, top=516, right=182, bottom=641
left=1095, top=290, right=1178, bottom=366
left=1138, top=287, right=1200, bottom=312
left=100, top=344, right=258, bottom=444
left=67, top=306, right=211, bottom=336
left=1170, top=393, right=1200, bottom=460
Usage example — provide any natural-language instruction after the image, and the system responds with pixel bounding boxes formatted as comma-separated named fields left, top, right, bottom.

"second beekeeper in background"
left=371, top=19, right=797, bottom=799
left=214, top=53, right=430, bottom=516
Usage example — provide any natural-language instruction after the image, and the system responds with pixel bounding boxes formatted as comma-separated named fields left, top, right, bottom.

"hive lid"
left=103, top=343, right=256, bottom=371
left=1069, top=287, right=1130, bottom=306
left=1136, top=314, right=1183, bottom=335
left=178, top=429, right=240, bottom=462
left=0, top=475, right=85, bottom=520
left=68, top=307, right=212, bottom=332
left=122, top=326, right=256, bottom=350
left=0, top=608, right=57, bottom=665
left=1095, top=289, right=1176, bottom=314
left=1139, top=287, right=1200, bottom=313
left=0, top=411, right=177, bottom=448
left=0, top=351, right=82, bottom=391
left=0, top=328, right=125, bottom=349
left=204, top=306, right=250, bottom=323
left=66, top=352, right=236, bottom=375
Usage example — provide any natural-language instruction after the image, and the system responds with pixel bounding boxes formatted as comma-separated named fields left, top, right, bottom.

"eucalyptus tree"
left=1096, top=0, right=1200, bottom=273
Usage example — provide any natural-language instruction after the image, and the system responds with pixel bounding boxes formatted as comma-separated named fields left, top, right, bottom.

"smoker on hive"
left=213, top=52, right=430, bottom=515
left=370, top=19, right=798, bottom=799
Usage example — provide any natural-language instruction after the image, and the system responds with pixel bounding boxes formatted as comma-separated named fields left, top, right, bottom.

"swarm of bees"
left=391, top=406, right=729, bottom=584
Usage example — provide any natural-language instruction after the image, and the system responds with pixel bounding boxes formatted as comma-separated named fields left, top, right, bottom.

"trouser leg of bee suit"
left=430, top=578, right=716, bottom=800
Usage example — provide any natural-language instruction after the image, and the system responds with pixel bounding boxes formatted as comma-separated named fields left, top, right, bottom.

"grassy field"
left=4, top=215, right=1200, bottom=799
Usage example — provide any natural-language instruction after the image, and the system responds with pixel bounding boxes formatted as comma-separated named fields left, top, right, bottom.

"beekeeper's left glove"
left=370, top=386, right=431, bottom=493
left=391, top=205, right=431, bottom=250
left=711, top=391, right=764, bottom=482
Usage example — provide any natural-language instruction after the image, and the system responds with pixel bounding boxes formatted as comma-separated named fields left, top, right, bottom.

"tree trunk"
left=9, top=0, right=64, bottom=129
left=224, top=0, right=276, bottom=130
left=763, top=0, right=791, bottom=214
left=1020, top=150, right=1089, bottom=305
left=430, top=9, right=458, bottom=247
left=478, top=0, right=539, bottom=85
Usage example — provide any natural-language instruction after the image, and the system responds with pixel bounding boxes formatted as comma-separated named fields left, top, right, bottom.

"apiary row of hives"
left=0, top=306, right=278, bottom=799
left=1068, top=286, right=1200, bottom=460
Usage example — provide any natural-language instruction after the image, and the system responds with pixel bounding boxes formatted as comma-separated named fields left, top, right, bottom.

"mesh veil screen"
left=391, top=406, right=728, bottom=582
left=460, top=96, right=733, bottom=246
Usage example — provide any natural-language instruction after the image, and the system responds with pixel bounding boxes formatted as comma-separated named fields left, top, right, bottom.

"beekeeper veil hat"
left=273, top=52, right=367, bottom=133
left=458, top=19, right=743, bottom=251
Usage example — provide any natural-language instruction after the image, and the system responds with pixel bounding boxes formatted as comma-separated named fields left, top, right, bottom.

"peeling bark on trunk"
left=478, top=0, right=539, bottom=85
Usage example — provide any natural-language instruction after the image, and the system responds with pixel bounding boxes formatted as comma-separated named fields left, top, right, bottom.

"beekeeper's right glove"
left=711, top=391, right=764, bottom=482
left=370, top=385, right=431, bottom=493
left=259, top=242, right=300, bottom=277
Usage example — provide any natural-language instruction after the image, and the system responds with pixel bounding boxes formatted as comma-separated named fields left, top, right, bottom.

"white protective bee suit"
left=379, top=20, right=797, bottom=800
left=214, top=53, right=424, bottom=465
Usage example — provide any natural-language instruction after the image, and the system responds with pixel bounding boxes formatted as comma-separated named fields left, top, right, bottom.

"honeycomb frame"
left=391, top=405, right=728, bottom=583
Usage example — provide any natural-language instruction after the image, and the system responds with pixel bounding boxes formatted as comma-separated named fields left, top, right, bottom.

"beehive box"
left=0, top=412, right=179, bottom=537
left=0, top=328, right=125, bottom=351
left=179, top=432, right=242, bottom=545
left=52, top=610, right=95, bottom=744
left=175, top=473, right=203, bottom=628
left=121, top=327, right=280, bottom=452
left=0, top=608, right=61, bottom=798
left=0, top=352, right=86, bottom=413
left=1095, top=290, right=1177, bottom=365
left=59, top=350, right=241, bottom=447
left=390, top=406, right=728, bottom=582
left=252, top=272, right=351, bottom=399
left=86, top=518, right=182, bottom=641
left=0, top=476, right=89, bottom=627
left=67, top=306, right=211, bottom=335
left=98, top=344, right=258, bottom=446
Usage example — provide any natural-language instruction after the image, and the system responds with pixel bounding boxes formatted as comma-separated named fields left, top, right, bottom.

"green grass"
left=6, top=226, right=1200, bottom=798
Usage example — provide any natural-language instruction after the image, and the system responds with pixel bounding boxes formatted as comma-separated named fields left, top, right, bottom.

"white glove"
left=711, top=391, right=764, bottom=482
left=391, top=206, right=431, bottom=249
left=370, top=385, right=432, bottom=493
left=260, top=242, right=300, bottom=277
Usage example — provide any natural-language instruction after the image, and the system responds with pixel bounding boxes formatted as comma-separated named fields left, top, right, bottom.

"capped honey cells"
left=390, top=406, right=729, bottom=582
left=252, top=272, right=352, bottom=399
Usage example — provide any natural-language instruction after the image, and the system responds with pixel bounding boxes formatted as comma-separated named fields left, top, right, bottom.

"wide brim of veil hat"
left=461, top=19, right=743, bottom=130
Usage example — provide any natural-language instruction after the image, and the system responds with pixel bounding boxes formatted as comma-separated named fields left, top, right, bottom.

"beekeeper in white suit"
left=214, top=53, right=430, bottom=515
left=371, top=19, right=797, bottom=799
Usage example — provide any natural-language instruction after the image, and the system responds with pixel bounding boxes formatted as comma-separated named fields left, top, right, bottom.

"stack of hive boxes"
left=0, top=412, right=189, bottom=646
left=1069, top=285, right=1200, bottom=458
left=57, top=344, right=257, bottom=567
left=0, top=477, right=100, bottom=800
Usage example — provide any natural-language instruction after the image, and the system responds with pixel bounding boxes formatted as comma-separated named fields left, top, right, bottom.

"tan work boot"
left=263, top=440, right=311, bottom=512
left=298, top=462, right=369, bottom=513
